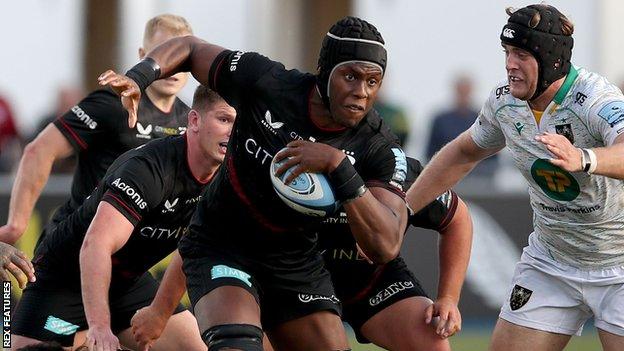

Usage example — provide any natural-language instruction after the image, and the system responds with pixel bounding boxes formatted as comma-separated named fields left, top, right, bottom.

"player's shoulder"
left=565, top=67, right=623, bottom=114
left=486, top=78, right=517, bottom=107
left=113, top=136, right=183, bottom=174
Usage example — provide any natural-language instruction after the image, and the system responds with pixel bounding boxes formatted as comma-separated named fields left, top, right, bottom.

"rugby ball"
left=269, top=151, right=339, bottom=217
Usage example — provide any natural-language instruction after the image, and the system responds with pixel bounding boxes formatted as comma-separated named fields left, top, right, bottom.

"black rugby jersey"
left=50, top=88, right=189, bottom=229
left=34, top=136, right=207, bottom=288
left=318, top=157, right=458, bottom=300
left=180, top=50, right=407, bottom=260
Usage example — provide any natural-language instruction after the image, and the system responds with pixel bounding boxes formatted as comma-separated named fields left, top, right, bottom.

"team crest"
left=555, top=123, right=574, bottom=144
left=509, top=284, right=532, bottom=311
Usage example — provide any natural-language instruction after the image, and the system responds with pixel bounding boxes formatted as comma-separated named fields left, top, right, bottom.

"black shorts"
left=339, top=257, right=428, bottom=343
left=12, top=271, right=186, bottom=347
left=182, top=247, right=341, bottom=329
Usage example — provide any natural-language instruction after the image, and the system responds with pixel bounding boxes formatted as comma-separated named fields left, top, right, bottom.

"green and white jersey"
left=470, top=66, right=624, bottom=268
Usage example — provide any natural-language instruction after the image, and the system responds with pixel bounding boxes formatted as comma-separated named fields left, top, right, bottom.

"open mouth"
left=344, top=104, right=364, bottom=113
left=218, top=141, right=228, bottom=153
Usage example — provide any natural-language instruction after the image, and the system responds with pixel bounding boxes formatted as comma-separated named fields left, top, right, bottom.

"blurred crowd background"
left=1, top=1, right=622, bottom=349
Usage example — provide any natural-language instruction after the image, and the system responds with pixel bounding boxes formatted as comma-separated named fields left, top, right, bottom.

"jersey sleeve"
left=53, top=89, right=126, bottom=152
left=469, top=87, right=506, bottom=149
left=361, top=140, right=408, bottom=198
left=100, top=157, right=165, bottom=226
left=403, top=157, right=458, bottom=231
left=588, top=96, right=624, bottom=146
left=207, top=50, right=281, bottom=107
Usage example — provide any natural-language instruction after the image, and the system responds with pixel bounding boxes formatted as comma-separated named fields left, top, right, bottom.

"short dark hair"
left=192, top=85, right=225, bottom=113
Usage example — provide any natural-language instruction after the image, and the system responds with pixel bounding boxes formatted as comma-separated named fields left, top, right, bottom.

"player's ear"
left=138, top=47, right=146, bottom=59
left=188, top=110, right=200, bottom=132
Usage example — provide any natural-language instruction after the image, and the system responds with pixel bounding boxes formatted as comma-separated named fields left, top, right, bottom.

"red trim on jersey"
left=343, top=265, right=386, bottom=305
left=103, top=191, right=142, bottom=221
left=365, top=180, right=406, bottom=199
left=437, top=191, right=459, bottom=232
left=306, top=86, right=347, bottom=133
left=226, top=156, right=288, bottom=233
left=211, top=55, right=228, bottom=90
left=56, top=117, right=88, bottom=150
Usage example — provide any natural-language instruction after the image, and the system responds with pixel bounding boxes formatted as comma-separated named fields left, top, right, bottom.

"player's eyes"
left=345, top=73, right=355, bottom=81
left=368, top=79, right=378, bottom=86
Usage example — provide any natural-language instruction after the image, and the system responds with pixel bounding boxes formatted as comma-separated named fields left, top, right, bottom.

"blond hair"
left=144, top=14, right=193, bottom=45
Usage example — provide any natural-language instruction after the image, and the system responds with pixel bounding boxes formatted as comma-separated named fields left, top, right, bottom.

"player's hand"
left=98, top=70, right=141, bottom=128
left=273, top=140, right=345, bottom=185
left=131, top=306, right=169, bottom=351
left=85, top=325, right=121, bottom=351
left=535, top=132, right=582, bottom=172
left=425, top=296, right=462, bottom=339
left=0, top=242, right=35, bottom=289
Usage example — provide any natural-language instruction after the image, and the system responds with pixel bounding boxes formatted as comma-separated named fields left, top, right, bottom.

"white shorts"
left=499, top=234, right=624, bottom=336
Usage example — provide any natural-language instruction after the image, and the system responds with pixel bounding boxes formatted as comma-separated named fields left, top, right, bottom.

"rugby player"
left=320, top=157, right=471, bottom=351
left=10, top=86, right=235, bottom=351
left=408, top=4, right=624, bottom=351
left=100, top=16, right=408, bottom=350
left=0, top=14, right=192, bottom=246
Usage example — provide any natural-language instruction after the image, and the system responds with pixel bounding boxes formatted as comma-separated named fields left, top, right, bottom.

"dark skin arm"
left=275, top=140, right=407, bottom=264
left=98, top=35, right=225, bottom=127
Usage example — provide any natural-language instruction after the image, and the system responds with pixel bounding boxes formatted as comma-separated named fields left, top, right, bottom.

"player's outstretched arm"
left=0, top=242, right=35, bottom=288
left=425, top=197, right=472, bottom=339
left=0, top=124, right=73, bottom=244
left=131, top=250, right=186, bottom=351
left=407, top=131, right=501, bottom=214
left=99, top=36, right=225, bottom=127
left=80, top=202, right=134, bottom=351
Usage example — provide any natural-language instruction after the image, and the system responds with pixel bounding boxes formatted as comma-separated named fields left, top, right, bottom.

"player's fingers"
left=274, top=156, right=300, bottom=177
left=0, top=268, right=9, bottom=283
left=545, top=144, right=563, bottom=157
left=98, top=70, right=117, bottom=81
left=424, top=304, right=434, bottom=324
left=436, top=310, right=450, bottom=335
left=5, top=262, right=27, bottom=288
left=13, top=250, right=32, bottom=267
left=10, top=253, right=35, bottom=283
left=284, top=165, right=307, bottom=185
left=274, top=147, right=297, bottom=163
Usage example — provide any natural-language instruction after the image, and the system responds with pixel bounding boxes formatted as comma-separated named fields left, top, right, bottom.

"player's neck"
left=308, top=86, right=343, bottom=129
left=528, top=77, right=565, bottom=112
left=145, top=87, right=177, bottom=113
left=186, top=134, right=219, bottom=183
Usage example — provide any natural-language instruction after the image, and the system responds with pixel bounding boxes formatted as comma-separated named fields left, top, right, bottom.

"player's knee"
left=201, top=324, right=263, bottom=351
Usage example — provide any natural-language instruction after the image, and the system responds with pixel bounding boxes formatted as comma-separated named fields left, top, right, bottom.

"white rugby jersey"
left=470, top=66, right=624, bottom=268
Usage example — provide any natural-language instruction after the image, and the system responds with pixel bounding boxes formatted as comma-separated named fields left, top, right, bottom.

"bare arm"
left=80, top=202, right=134, bottom=351
left=98, top=36, right=226, bottom=126
left=131, top=251, right=186, bottom=350
left=343, top=187, right=407, bottom=264
left=0, top=124, right=73, bottom=244
left=425, top=197, right=473, bottom=338
left=407, top=131, right=502, bottom=213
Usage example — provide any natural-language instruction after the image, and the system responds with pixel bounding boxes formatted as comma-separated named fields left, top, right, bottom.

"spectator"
left=375, top=97, right=410, bottom=146
left=0, top=93, right=22, bottom=172
left=427, top=74, right=498, bottom=176
left=32, top=86, right=84, bottom=173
